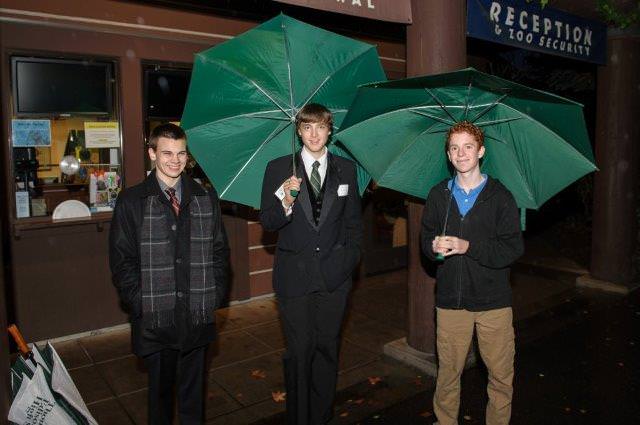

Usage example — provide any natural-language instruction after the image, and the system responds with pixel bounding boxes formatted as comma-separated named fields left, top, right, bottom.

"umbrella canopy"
left=336, top=67, right=597, bottom=210
left=181, top=14, right=386, bottom=208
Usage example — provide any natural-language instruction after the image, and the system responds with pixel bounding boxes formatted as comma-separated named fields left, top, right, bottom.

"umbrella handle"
left=8, top=324, right=30, bottom=355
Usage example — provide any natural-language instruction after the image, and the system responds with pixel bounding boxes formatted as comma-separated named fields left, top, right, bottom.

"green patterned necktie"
left=310, top=160, right=321, bottom=197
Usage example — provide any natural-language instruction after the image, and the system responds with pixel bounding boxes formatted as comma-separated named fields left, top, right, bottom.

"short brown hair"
left=295, top=103, right=333, bottom=130
left=445, top=121, right=484, bottom=151
left=148, top=123, right=186, bottom=150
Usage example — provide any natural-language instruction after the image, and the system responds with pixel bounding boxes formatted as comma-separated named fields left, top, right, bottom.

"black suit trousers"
left=143, top=345, right=207, bottom=425
left=277, top=259, right=351, bottom=425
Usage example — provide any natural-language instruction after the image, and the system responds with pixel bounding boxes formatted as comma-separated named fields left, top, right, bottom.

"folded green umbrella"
left=181, top=14, right=386, bottom=208
left=336, top=67, right=597, bottom=213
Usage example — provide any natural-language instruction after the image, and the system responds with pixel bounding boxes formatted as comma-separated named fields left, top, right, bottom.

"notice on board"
left=85, top=122, right=120, bottom=148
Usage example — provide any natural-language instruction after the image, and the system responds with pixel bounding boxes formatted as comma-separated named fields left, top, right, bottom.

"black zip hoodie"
left=421, top=177, right=524, bottom=311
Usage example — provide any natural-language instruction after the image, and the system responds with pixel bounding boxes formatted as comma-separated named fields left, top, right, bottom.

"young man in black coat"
left=421, top=121, right=524, bottom=425
left=109, top=123, right=229, bottom=425
left=260, top=103, right=363, bottom=425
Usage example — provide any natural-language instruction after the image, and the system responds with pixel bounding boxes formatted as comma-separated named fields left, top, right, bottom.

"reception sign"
left=467, top=0, right=607, bottom=64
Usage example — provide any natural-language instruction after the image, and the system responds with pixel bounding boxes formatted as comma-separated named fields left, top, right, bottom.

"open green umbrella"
left=336, top=67, right=597, bottom=211
left=181, top=14, right=385, bottom=208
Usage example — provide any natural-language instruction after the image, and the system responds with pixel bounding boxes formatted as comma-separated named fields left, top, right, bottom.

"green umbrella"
left=181, top=14, right=385, bottom=208
left=336, top=67, right=597, bottom=211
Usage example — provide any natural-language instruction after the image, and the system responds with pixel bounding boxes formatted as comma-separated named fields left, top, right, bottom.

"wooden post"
left=405, top=0, right=467, bottom=353
left=589, top=30, right=640, bottom=289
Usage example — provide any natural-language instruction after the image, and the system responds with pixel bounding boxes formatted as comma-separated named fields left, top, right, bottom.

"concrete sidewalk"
left=47, top=240, right=581, bottom=424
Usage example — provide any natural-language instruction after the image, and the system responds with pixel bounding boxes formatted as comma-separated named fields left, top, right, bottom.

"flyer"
left=84, top=122, right=120, bottom=148
left=12, top=120, right=51, bottom=147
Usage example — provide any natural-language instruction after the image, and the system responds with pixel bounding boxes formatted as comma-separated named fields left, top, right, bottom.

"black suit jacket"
left=260, top=152, right=363, bottom=297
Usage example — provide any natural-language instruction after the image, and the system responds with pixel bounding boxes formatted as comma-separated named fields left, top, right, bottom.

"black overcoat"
left=109, top=171, right=229, bottom=356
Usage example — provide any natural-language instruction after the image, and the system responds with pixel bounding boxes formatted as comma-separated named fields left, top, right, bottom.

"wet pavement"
left=41, top=236, right=639, bottom=425
left=344, top=287, right=640, bottom=425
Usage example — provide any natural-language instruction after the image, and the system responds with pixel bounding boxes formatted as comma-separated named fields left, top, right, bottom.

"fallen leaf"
left=251, top=369, right=267, bottom=379
left=236, top=393, right=243, bottom=398
left=538, top=373, right=545, bottom=377
left=579, top=409, right=587, bottom=414
left=564, top=407, right=571, bottom=412
left=353, top=398, right=365, bottom=405
left=368, top=376, right=382, bottom=385
left=463, top=415, right=472, bottom=420
left=618, top=362, right=625, bottom=367
left=339, top=412, right=349, bottom=418
left=420, top=411, right=433, bottom=417
left=272, top=391, right=286, bottom=402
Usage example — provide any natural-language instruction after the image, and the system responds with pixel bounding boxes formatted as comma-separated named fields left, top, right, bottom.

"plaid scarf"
left=140, top=193, right=217, bottom=328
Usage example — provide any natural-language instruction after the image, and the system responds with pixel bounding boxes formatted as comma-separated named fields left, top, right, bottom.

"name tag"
left=338, top=184, right=349, bottom=197
left=274, top=184, right=286, bottom=201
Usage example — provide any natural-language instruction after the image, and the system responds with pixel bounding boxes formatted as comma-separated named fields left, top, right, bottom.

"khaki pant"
left=433, top=307, right=515, bottom=425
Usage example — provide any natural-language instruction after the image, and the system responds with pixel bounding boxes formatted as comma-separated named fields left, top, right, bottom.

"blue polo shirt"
left=448, top=174, right=488, bottom=217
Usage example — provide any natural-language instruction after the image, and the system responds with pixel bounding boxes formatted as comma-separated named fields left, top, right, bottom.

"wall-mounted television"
left=12, top=56, right=113, bottom=116
left=144, top=67, right=191, bottom=120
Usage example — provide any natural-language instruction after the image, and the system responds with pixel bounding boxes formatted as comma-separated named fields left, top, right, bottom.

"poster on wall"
left=11, top=119, right=51, bottom=147
left=84, top=121, right=120, bottom=148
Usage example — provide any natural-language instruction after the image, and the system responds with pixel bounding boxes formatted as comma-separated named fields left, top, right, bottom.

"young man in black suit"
left=260, top=103, right=363, bottom=425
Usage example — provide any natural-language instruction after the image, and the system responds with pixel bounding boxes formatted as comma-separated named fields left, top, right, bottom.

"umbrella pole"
left=290, top=127, right=299, bottom=197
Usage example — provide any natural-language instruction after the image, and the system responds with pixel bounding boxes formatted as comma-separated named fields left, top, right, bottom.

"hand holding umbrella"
left=282, top=175, right=302, bottom=203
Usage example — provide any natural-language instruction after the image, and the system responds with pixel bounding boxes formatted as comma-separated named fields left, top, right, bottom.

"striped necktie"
left=165, top=187, right=180, bottom=216
left=310, top=160, right=321, bottom=198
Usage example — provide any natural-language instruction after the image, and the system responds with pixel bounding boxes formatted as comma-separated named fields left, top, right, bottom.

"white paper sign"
left=84, top=121, right=120, bottom=148
left=338, top=184, right=349, bottom=197
left=15, top=191, right=30, bottom=218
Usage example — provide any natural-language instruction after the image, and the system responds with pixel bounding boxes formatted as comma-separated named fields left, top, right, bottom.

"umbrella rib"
left=203, top=57, right=291, bottom=117
left=255, top=116, right=293, bottom=122
left=410, top=110, right=456, bottom=126
left=281, top=18, right=296, bottom=114
left=298, top=75, right=331, bottom=110
left=474, top=116, right=523, bottom=127
left=463, top=75, right=474, bottom=120
left=219, top=122, right=291, bottom=198
left=423, top=87, right=458, bottom=123
left=469, top=93, right=509, bottom=123
left=185, top=109, right=284, bottom=133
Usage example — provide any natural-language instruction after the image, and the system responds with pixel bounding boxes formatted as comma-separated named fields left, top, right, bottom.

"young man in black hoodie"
left=421, top=121, right=524, bottom=425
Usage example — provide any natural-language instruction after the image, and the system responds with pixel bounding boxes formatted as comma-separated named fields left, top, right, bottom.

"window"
left=9, top=55, right=122, bottom=218
left=142, top=63, right=191, bottom=173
